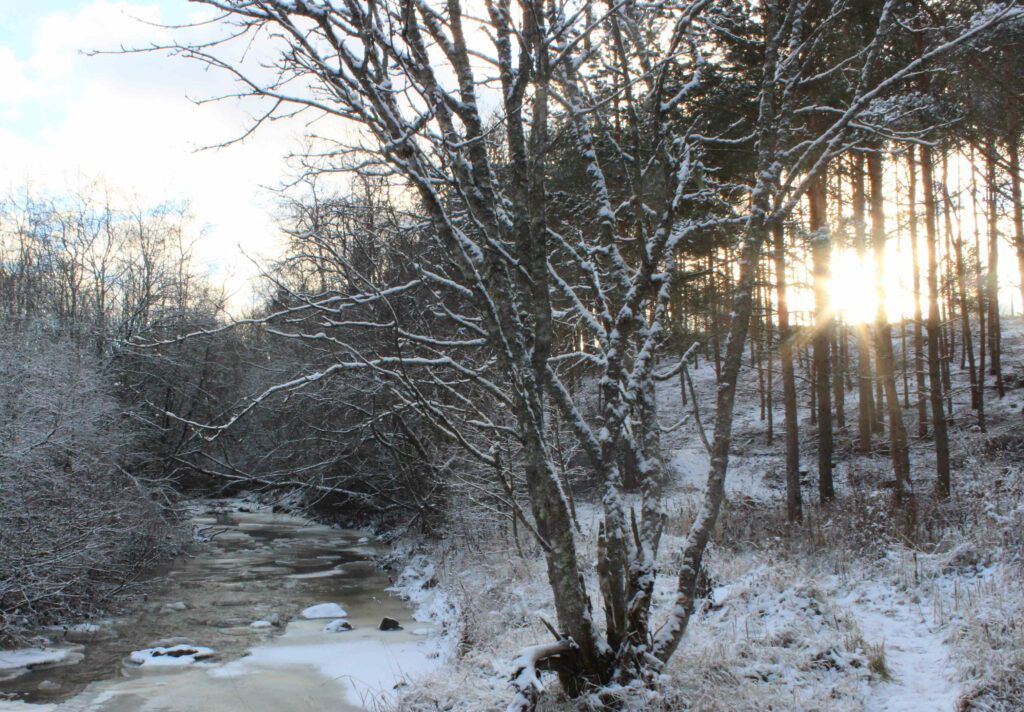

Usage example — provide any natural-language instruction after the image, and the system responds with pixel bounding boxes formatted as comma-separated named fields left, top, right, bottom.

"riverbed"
left=0, top=501, right=439, bottom=712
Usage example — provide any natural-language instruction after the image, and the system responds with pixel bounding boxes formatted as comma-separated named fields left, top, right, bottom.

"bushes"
left=0, top=322, right=181, bottom=645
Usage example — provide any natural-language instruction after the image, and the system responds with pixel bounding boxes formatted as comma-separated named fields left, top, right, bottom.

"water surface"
left=0, top=503, right=436, bottom=712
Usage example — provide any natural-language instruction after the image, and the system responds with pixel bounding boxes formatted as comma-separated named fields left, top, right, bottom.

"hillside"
left=388, top=320, right=1024, bottom=712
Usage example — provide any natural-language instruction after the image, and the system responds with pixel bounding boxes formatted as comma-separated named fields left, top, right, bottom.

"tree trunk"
left=941, top=158, right=957, bottom=419
left=908, top=147, right=929, bottom=437
left=868, top=150, right=913, bottom=507
left=809, top=169, right=835, bottom=504
left=774, top=221, right=802, bottom=523
left=654, top=215, right=768, bottom=663
left=765, top=273, right=775, bottom=445
left=921, top=145, right=952, bottom=499
left=946, top=167, right=979, bottom=412
left=852, top=152, right=875, bottom=452
left=833, top=319, right=846, bottom=432
left=1009, top=128, right=1024, bottom=316
left=709, top=253, right=722, bottom=381
left=972, top=148, right=988, bottom=431
left=986, top=144, right=1005, bottom=398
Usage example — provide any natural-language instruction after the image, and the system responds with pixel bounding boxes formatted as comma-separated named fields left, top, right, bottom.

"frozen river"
left=0, top=502, right=438, bottom=712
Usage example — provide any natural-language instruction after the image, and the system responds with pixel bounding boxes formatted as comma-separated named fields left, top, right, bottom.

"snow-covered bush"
left=0, top=322, right=180, bottom=645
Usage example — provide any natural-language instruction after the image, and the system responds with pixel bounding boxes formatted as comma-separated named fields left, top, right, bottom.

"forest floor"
left=387, top=319, right=1024, bottom=711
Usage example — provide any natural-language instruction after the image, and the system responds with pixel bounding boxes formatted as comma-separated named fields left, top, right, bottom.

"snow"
left=67, top=623, right=100, bottom=634
left=0, top=647, right=78, bottom=672
left=128, top=645, right=216, bottom=667
left=836, top=581, right=961, bottom=711
left=6, top=321, right=1022, bottom=710
left=388, top=559, right=456, bottom=627
left=301, top=602, right=348, bottom=618
left=286, top=567, right=346, bottom=579
left=377, top=319, right=1024, bottom=710
left=660, top=357, right=783, bottom=502
left=0, top=702, right=56, bottom=712
left=0, top=505, right=441, bottom=712
left=323, top=618, right=353, bottom=632
left=64, top=622, right=117, bottom=642
left=211, top=619, right=440, bottom=708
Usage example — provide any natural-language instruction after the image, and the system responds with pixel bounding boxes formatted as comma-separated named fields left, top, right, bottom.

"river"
left=0, top=501, right=439, bottom=712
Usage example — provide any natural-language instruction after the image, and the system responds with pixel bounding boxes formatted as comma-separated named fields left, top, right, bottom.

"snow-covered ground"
left=836, top=574, right=960, bottom=711
left=385, top=323, right=1024, bottom=711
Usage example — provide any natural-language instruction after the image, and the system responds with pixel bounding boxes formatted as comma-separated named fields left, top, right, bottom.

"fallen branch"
left=507, top=638, right=577, bottom=712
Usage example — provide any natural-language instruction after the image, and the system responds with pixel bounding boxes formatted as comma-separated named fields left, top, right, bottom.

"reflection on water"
left=0, top=503, right=434, bottom=711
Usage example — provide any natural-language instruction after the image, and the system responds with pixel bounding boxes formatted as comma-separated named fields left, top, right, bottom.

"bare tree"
left=134, top=0, right=1019, bottom=705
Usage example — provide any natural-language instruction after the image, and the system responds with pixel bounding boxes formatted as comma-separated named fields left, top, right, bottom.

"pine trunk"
left=921, top=146, right=952, bottom=499
left=908, top=147, right=929, bottom=438
left=809, top=169, right=835, bottom=504
left=986, top=145, right=1005, bottom=398
left=853, top=153, right=875, bottom=452
left=1010, top=129, right=1024, bottom=315
left=774, top=221, right=802, bottom=523
left=868, top=151, right=913, bottom=506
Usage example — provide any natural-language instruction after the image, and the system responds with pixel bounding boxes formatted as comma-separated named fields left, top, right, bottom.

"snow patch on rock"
left=323, top=619, right=352, bottom=632
left=301, top=602, right=348, bottom=619
left=127, top=645, right=215, bottom=668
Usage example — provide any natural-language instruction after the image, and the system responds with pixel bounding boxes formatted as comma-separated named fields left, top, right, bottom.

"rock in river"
left=127, top=645, right=215, bottom=670
left=378, top=617, right=403, bottom=631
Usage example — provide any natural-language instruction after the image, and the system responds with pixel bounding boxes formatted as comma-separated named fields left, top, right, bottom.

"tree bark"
left=809, top=168, right=835, bottom=504
left=986, top=144, right=1005, bottom=398
left=774, top=221, right=802, bottom=523
left=868, top=150, right=913, bottom=507
left=945, top=164, right=979, bottom=413
left=972, top=147, right=988, bottom=431
left=852, top=152, right=875, bottom=452
left=921, top=145, right=952, bottom=499
left=908, top=147, right=929, bottom=437
left=654, top=216, right=768, bottom=664
left=1009, top=128, right=1024, bottom=316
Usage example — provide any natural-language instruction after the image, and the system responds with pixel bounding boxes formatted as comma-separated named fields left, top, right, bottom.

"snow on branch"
left=506, top=639, right=577, bottom=712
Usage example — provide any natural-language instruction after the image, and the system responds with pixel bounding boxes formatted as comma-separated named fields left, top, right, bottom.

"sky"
left=3, top=2, right=1021, bottom=322
left=0, top=0, right=304, bottom=306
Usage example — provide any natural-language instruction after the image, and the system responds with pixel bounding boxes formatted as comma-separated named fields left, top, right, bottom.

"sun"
left=828, top=248, right=918, bottom=325
left=828, top=251, right=880, bottom=324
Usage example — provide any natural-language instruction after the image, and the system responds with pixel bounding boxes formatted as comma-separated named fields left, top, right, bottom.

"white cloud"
left=0, top=45, right=35, bottom=110
left=0, top=1, right=310, bottom=308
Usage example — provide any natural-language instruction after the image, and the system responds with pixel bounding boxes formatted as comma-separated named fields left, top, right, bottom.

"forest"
left=1, top=0, right=1024, bottom=711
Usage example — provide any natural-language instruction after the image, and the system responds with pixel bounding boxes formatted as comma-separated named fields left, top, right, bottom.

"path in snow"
left=836, top=581, right=960, bottom=712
